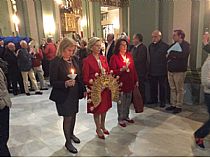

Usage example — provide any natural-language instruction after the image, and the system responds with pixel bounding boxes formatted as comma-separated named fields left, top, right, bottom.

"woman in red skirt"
left=82, top=37, right=112, bottom=139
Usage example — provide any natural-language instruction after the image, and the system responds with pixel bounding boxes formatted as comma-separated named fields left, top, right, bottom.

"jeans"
left=0, top=106, right=11, bottom=157
left=194, top=93, right=210, bottom=138
left=117, top=92, right=132, bottom=122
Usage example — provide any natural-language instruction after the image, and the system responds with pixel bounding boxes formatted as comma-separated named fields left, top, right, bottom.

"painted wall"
left=129, top=0, right=159, bottom=46
left=173, top=0, right=192, bottom=42
left=0, top=0, right=14, bottom=36
left=26, top=0, right=39, bottom=42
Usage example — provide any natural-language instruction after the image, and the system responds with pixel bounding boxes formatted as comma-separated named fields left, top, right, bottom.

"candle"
left=71, top=69, right=75, bottom=74
left=122, top=56, right=130, bottom=72
left=125, top=58, right=129, bottom=66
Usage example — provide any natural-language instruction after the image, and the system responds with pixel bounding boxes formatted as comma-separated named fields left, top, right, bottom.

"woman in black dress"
left=49, top=38, right=86, bottom=154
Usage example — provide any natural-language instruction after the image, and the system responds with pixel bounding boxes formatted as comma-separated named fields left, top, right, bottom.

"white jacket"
left=201, top=55, right=210, bottom=94
left=0, top=68, right=12, bottom=109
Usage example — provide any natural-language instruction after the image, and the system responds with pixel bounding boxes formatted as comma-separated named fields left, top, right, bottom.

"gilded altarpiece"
left=61, top=13, right=78, bottom=32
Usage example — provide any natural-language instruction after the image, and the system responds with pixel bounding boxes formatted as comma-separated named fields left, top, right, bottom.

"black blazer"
left=105, top=41, right=115, bottom=64
left=131, top=43, right=148, bottom=77
left=148, top=40, right=169, bottom=76
left=49, top=56, right=86, bottom=104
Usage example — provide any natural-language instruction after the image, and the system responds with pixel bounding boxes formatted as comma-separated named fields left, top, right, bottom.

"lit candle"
left=123, top=57, right=130, bottom=72
left=124, top=58, right=130, bottom=67
left=71, top=69, right=75, bottom=74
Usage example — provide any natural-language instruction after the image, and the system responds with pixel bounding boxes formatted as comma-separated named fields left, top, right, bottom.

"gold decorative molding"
left=61, top=13, right=78, bottom=32
left=89, top=0, right=129, bottom=7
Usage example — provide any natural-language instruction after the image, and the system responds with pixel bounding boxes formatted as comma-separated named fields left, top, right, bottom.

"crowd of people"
left=1, top=29, right=210, bottom=156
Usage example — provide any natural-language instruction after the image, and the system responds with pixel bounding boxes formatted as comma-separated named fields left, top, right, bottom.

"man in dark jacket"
left=132, top=33, right=148, bottom=103
left=166, top=30, right=190, bottom=114
left=4, top=42, right=24, bottom=95
left=148, top=30, right=169, bottom=107
left=105, top=33, right=115, bottom=64
left=17, top=40, right=42, bottom=96
left=0, top=40, right=5, bottom=59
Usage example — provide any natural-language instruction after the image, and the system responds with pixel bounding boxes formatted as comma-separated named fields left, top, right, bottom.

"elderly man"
left=4, top=42, right=24, bottom=95
left=105, top=33, right=115, bottom=64
left=148, top=30, right=169, bottom=107
left=17, top=40, right=42, bottom=96
left=166, top=30, right=190, bottom=114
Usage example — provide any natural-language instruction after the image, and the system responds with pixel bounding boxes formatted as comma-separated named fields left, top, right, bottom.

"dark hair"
left=174, top=29, right=185, bottom=39
left=114, top=38, right=129, bottom=54
left=134, top=33, right=143, bottom=42
left=107, top=33, right=114, bottom=40
left=81, top=39, right=87, bottom=46
left=47, top=38, right=52, bottom=43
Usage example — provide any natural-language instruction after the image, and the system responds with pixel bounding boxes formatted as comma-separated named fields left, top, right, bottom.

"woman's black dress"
left=49, top=56, right=85, bottom=116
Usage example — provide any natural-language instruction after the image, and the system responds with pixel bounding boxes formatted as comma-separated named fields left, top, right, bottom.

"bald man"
left=4, top=42, right=24, bottom=95
left=17, top=40, right=42, bottom=96
left=148, top=30, right=169, bottom=107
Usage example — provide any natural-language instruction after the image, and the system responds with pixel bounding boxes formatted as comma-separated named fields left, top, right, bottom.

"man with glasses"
left=166, top=30, right=190, bottom=114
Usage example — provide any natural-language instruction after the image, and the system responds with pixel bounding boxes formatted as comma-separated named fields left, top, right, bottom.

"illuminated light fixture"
left=80, top=17, right=87, bottom=28
left=113, top=18, right=119, bottom=29
left=12, top=14, right=20, bottom=24
left=54, top=0, right=63, bottom=5
left=43, top=15, right=56, bottom=36
left=12, top=14, right=20, bottom=33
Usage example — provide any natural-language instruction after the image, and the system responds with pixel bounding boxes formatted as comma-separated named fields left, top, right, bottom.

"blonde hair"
left=56, top=37, right=77, bottom=57
left=87, top=37, right=101, bottom=53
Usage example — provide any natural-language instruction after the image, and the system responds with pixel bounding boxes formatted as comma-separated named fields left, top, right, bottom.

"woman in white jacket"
left=194, top=33, right=210, bottom=149
left=0, top=68, right=12, bottom=156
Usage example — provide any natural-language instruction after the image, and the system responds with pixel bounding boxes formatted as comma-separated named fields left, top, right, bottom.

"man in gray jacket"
left=0, top=68, right=12, bottom=156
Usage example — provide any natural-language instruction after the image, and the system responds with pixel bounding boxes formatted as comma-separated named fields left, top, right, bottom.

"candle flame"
left=71, top=69, right=75, bottom=74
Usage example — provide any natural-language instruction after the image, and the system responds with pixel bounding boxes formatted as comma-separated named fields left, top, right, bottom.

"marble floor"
left=8, top=88, right=210, bottom=156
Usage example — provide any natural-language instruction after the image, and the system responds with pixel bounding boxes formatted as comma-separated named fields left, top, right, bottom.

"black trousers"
left=42, top=59, right=50, bottom=78
left=150, top=75, right=167, bottom=104
left=195, top=94, right=210, bottom=138
left=9, top=71, right=25, bottom=94
left=0, top=106, right=10, bottom=157
left=138, top=76, right=146, bottom=104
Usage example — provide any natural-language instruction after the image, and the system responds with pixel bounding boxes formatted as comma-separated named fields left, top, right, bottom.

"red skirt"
left=87, top=88, right=112, bottom=114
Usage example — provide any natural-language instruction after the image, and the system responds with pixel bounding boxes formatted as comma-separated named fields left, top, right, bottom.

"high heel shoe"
left=71, top=135, right=80, bottom=144
left=65, top=142, right=78, bottom=153
left=195, top=137, right=205, bottom=149
left=194, top=134, right=205, bottom=149
left=118, top=121, right=126, bottom=127
left=96, top=130, right=105, bottom=139
left=101, top=128, right=109, bottom=135
left=125, top=118, right=135, bottom=123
